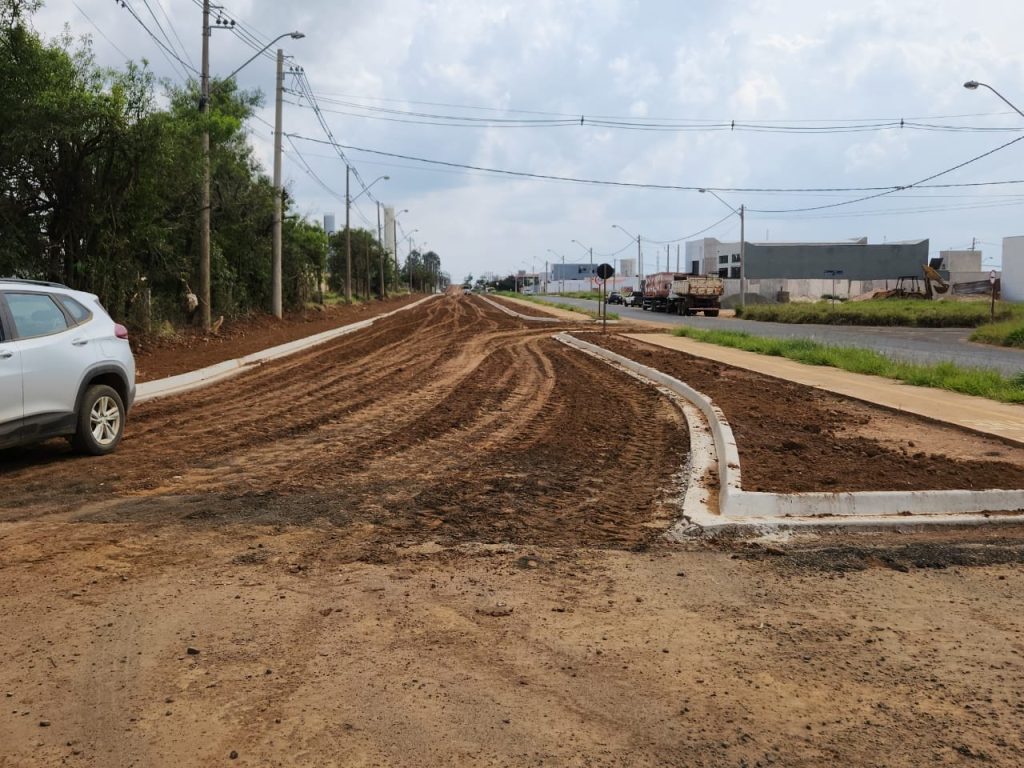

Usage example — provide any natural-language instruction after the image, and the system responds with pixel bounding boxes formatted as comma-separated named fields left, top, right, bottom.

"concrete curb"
left=555, top=333, right=717, bottom=525
left=478, top=295, right=562, bottom=323
left=558, top=332, right=1024, bottom=527
left=136, top=296, right=436, bottom=403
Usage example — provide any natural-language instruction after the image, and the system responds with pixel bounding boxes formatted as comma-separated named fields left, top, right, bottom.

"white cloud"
left=33, top=0, right=1024, bottom=277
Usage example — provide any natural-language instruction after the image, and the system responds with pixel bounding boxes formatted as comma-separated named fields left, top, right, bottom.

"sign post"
left=825, top=269, right=843, bottom=307
left=990, top=269, right=998, bottom=322
left=596, top=263, right=615, bottom=332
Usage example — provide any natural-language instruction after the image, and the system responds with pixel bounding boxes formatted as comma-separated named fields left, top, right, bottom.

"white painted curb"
left=136, top=295, right=436, bottom=403
left=558, top=332, right=1024, bottom=522
left=477, top=295, right=562, bottom=323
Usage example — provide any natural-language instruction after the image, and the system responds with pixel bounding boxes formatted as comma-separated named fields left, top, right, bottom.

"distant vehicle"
left=0, top=278, right=135, bottom=454
left=607, top=291, right=624, bottom=305
left=462, top=287, right=472, bottom=295
left=623, top=291, right=643, bottom=307
left=641, top=272, right=724, bottom=316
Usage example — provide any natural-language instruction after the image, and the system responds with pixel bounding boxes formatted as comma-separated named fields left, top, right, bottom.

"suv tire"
left=71, top=384, right=125, bottom=456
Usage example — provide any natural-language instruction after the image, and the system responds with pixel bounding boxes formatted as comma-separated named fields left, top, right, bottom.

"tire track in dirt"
left=0, top=297, right=689, bottom=550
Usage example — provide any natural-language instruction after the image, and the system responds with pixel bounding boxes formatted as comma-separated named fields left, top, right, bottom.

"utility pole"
left=199, top=0, right=212, bottom=332
left=637, top=235, right=642, bottom=282
left=392, top=218, right=399, bottom=293
left=271, top=47, right=284, bottom=318
left=377, top=202, right=386, bottom=299
left=345, top=166, right=352, bottom=302
left=739, top=204, right=746, bottom=310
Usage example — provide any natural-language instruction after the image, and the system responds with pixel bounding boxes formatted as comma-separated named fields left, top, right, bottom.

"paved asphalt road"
left=534, top=295, right=1024, bottom=376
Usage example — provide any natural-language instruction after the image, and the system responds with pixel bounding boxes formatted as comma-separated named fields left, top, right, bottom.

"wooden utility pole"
left=199, top=0, right=212, bottom=331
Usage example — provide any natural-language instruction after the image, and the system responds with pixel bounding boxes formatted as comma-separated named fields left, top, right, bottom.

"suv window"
left=57, top=295, right=92, bottom=325
left=5, top=293, right=69, bottom=338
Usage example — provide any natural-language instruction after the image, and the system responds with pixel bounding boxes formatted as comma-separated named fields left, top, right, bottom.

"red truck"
left=641, top=272, right=724, bottom=316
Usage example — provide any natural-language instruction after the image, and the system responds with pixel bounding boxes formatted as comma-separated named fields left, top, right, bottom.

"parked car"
left=606, top=291, right=624, bottom=305
left=0, top=279, right=136, bottom=454
left=623, top=291, right=643, bottom=307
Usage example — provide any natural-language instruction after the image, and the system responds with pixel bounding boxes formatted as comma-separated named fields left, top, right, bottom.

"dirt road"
left=2, top=295, right=1024, bottom=767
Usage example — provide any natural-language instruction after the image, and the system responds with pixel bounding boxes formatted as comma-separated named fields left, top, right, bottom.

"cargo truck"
left=641, top=272, right=724, bottom=316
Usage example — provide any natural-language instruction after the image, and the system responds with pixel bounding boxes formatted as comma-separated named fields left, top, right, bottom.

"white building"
left=1001, top=236, right=1024, bottom=302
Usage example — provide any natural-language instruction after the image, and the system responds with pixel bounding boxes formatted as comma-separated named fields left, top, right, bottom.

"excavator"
left=873, top=264, right=950, bottom=300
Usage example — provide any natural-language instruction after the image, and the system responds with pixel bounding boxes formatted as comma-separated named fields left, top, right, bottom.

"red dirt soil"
left=586, top=332, right=1024, bottom=493
left=131, top=295, right=420, bottom=382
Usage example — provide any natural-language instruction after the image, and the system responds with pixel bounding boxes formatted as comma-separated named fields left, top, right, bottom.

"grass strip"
left=671, top=326, right=1024, bottom=404
left=495, top=292, right=619, bottom=321
left=970, top=319, right=1024, bottom=348
left=737, top=299, right=1016, bottom=328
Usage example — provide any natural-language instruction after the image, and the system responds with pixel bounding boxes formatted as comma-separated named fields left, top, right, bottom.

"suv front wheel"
left=71, top=384, right=125, bottom=455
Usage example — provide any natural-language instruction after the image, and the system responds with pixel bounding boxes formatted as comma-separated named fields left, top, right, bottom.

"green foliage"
left=558, top=291, right=603, bottom=300
left=327, top=227, right=396, bottom=298
left=970, top=319, right=1024, bottom=348
left=671, top=326, right=1024, bottom=404
left=0, top=8, right=378, bottom=329
left=736, top=299, right=1016, bottom=328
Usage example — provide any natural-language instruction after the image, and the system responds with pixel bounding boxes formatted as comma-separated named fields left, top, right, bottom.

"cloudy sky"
left=35, top=0, right=1024, bottom=280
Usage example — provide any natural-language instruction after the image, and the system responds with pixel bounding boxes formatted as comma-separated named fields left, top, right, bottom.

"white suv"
left=0, top=279, right=136, bottom=455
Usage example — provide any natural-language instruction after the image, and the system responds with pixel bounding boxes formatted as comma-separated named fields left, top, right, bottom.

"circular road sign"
left=596, top=263, right=615, bottom=280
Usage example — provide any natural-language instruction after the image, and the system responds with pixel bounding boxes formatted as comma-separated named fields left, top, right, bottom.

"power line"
left=140, top=0, right=187, bottom=67
left=746, top=133, right=1024, bottom=213
left=284, top=132, right=1024, bottom=197
left=153, top=0, right=194, bottom=68
left=72, top=2, right=131, bottom=62
left=642, top=212, right=738, bottom=244
left=115, top=0, right=198, bottom=79
left=285, top=95, right=1024, bottom=134
left=296, top=88, right=1021, bottom=125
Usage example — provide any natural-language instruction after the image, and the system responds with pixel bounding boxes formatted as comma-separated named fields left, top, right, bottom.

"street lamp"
left=391, top=209, right=409, bottom=293
left=699, top=189, right=746, bottom=309
left=199, top=14, right=305, bottom=330
left=610, top=225, right=643, bottom=288
left=963, top=80, right=1024, bottom=120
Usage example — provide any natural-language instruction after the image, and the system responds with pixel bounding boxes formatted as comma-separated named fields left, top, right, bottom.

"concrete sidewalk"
left=625, top=332, right=1024, bottom=446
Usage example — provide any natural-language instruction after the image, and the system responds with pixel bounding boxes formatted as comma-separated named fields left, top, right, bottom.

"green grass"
left=557, top=290, right=603, bottom=300
left=736, top=299, right=1015, bottom=328
left=671, top=326, right=1024, bottom=404
left=495, top=292, right=619, bottom=321
left=970, top=319, right=1024, bottom=348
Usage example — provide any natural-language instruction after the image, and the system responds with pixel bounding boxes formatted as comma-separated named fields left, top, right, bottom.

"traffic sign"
left=596, top=263, right=615, bottom=280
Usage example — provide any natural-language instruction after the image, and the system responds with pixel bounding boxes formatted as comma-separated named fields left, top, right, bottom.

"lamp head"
left=290, top=32, right=305, bottom=39
left=964, top=80, right=980, bottom=90
left=383, top=175, right=390, bottom=180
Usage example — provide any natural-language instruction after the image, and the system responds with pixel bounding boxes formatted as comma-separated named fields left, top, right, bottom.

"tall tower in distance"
left=323, top=213, right=336, bottom=235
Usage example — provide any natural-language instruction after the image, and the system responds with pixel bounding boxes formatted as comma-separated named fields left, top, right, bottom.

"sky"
left=33, top=0, right=1024, bottom=280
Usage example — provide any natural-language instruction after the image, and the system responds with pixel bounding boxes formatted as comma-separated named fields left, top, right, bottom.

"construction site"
left=2, top=293, right=1024, bottom=767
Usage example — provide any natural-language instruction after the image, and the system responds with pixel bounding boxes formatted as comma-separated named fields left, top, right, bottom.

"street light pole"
left=700, top=188, right=746, bottom=309
left=964, top=80, right=1024, bottom=120
left=202, top=18, right=303, bottom=328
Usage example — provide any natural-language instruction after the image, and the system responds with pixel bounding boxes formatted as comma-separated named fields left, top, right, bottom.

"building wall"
left=743, top=240, right=928, bottom=280
left=939, top=249, right=982, bottom=273
left=1001, top=236, right=1024, bottom=302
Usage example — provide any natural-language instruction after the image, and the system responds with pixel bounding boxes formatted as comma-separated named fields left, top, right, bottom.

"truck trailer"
left=641, top=272, right=724, bottom=316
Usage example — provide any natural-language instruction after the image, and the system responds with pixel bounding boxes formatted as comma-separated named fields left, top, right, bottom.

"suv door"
left=0, top=297, right=23, bottom=445
left=3, top=291, right=95, bottom=437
